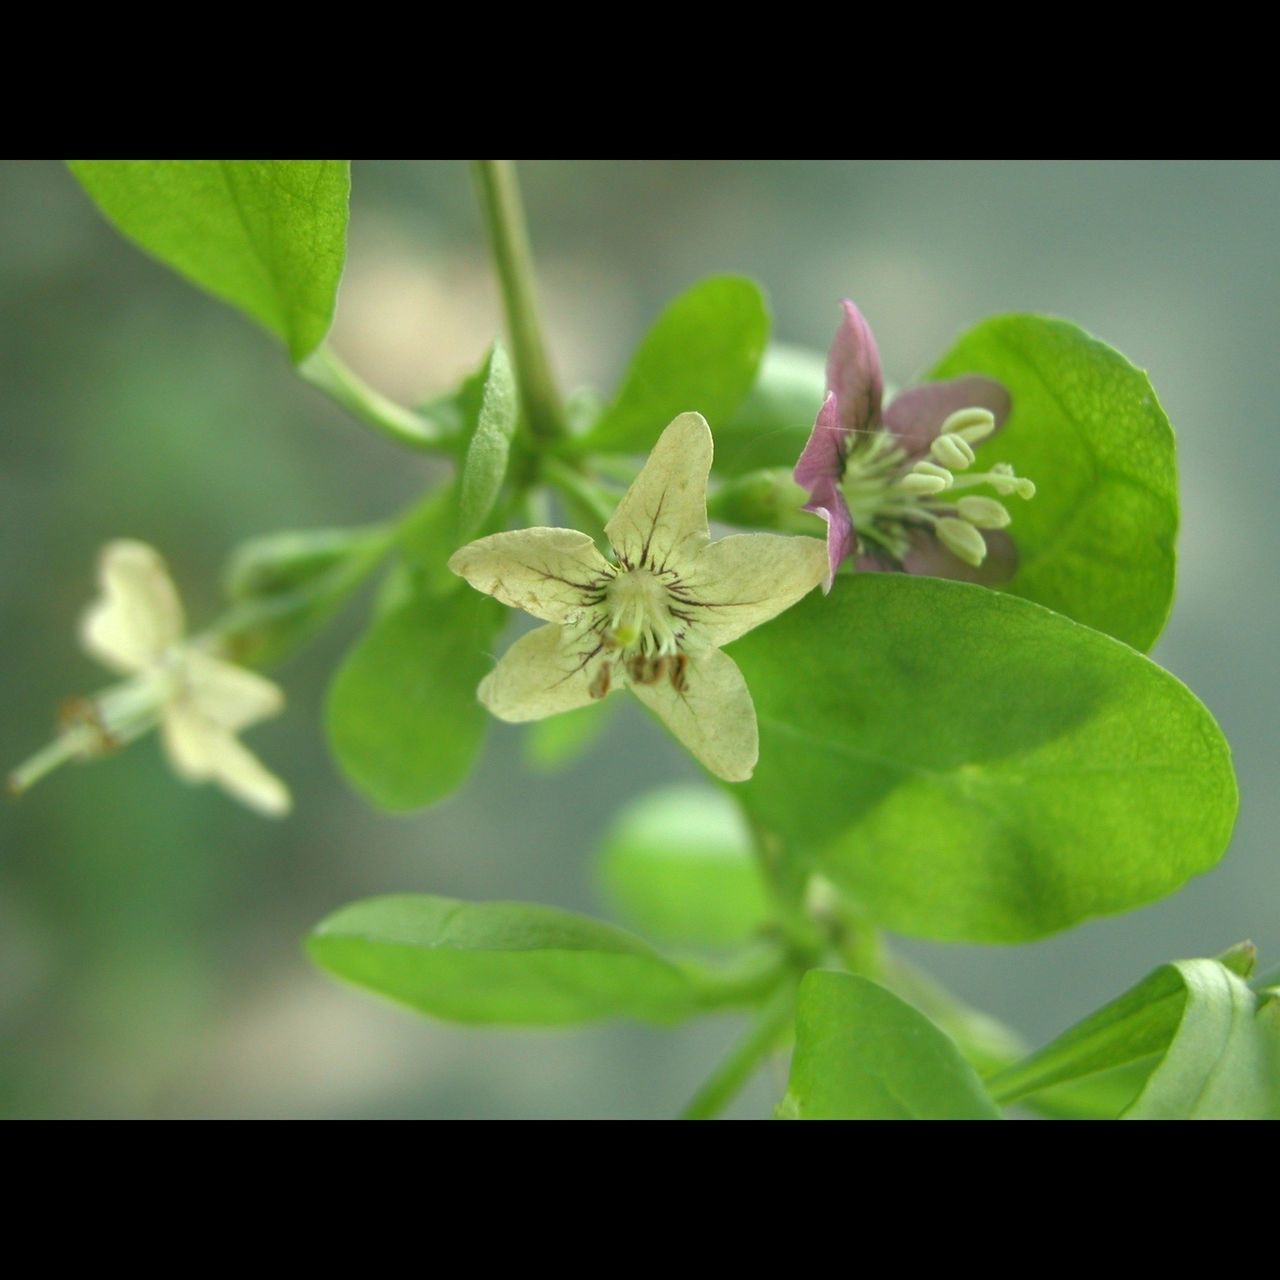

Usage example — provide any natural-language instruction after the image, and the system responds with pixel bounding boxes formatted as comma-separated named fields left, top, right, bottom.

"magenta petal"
left=802, top=477, right=854, bottom=593
left=882, top=376, right=1012, bottom=460
left=794, top=391, right=847, bottom=493
left=901, top=526, right=1018, bottom=586
left=826, top=300, right=884, bottom=436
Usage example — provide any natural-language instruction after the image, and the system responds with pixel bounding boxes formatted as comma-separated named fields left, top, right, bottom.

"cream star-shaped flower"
left=448, top=412, right=828, bottom=781
left=75, top=540, right=291, bottom=815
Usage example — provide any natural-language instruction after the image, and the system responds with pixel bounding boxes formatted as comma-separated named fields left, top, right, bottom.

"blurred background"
left=1, top=160, right=1276, bottom=1118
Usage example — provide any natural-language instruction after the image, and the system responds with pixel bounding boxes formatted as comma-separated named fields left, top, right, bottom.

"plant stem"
left=681, top=985, right=797, bottom=1121
left=300, top=345, right=443, bottom=451
left=471, top=160, right=567, bottom=444
left=541, top=456, right=615, bottom=527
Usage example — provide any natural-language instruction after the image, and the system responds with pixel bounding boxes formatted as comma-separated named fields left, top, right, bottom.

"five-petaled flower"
left=794, top=301, right=1035, bottom=590
left=449, top=412, right=827, bottom=782
left=10, top=540, right=291, bottom=816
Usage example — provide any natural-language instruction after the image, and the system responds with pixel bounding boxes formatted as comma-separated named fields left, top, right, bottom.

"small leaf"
left=327, top=582, right=505, bottom=810
left=732, top=576, right=1238, bottom=942
left=597, top=786, right=772, bottom=948
left=68, top=160, right=349, bottom=363
left=780, top=971, right=1000, bottom=1119
left=715, top=344, right=827, bottom=476
left=580, top=276, right=770, bottom=453
left=930, top=314, right=1178, bottom=652
left=224, top=525, right=388, bottom=601
left=1124, top=960, right=1280, bottom=1120
left=308, top=894, right=698, bottom=1025
left=457, top=343, right=519, bottom=540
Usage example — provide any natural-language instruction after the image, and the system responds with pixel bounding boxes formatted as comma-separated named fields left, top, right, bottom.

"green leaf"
left=715, top=344, right=826, bottom=476
left=780, top=971, right=1000, bottom=1119
left=1124, top=960, right=1280, bottom=1119
left=523, top=698, right=615, bottom=772
left=327, top=583, right=504, bottom=810
left=68, top=160, right=349, bottom=363
left=219, top=525, right=391, bottom=668
left=929, top=314, right=1178, bottom=652
left=732, top=576, right=1238, bottom=942
left=457, top=343, right=519, bottom=541
left=308, top=894, right=698, bottom=1025
left=579, top=276, right=770, bottom=453
left=596, top=786, right=772, bottom=948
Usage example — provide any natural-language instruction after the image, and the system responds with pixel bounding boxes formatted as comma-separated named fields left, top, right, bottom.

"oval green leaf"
left=580, top=275, right=770, bottom=453
left=780, top=971, right=1000, bottom=1119
left=929, top=314, right=1177, bottom=651
left=597, top=786, right=772, bottom=948
left=457, top=343, right=519, bottom=541
left=732, top=576, right=1237, bottom=942
left=327, top=584, right=504, bottom=810
left=68, top=159, right=349, bottom=363
left=308, top=894, right=697, bottom=1025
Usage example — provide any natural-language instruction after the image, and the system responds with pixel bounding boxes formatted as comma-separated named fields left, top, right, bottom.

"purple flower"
left=794, top=301, right=1034, bottom=591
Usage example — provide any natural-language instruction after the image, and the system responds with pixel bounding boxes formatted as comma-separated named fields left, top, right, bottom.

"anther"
left=931, top=433, right=976, bottom=471
left=941, top=407, right=997, bottom=445
left=956, top=496, right=1012, bottom=528
left=936, top=517, right=988, bottom=567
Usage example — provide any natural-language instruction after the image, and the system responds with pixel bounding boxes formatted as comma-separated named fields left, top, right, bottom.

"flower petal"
left=181, top=650, right=285, bottom=732
left=630, top=648, right=758, bottom=783
left=681, top=533, right=828, bottom=647
left=160, top=705, right=291, bottom=816
left=448, top=528, right=613, bottom=624
left=882, top=376, right=1012, bottom=460
left=826, top=300, right=884, bottom=435
left=478, top=622, right=609, bottom=722
left=605, top=412, right=712, bottom=571
left=80, top=540, right=186, bottom=674
left=901, top=526, right=1018, bottom=585
left=793, top=391, right=846, bottom=493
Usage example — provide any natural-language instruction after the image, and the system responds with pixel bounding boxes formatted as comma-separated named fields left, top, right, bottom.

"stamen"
left=941, top=407, right=997, bottom=445
left=956, top=496, right=1012, bottom=528
left=935, top=517, right=988, bottom=567
left=930, top=433, right=975, bottom=471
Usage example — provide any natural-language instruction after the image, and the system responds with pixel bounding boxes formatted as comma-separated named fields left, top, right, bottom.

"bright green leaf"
left=68, top=159, right=349, bottom=363
left=308, top=894, right=698, bottom=1025
left=732, top=576, right=1237, bottom=942
left=457, top=343, right=519, bottom=540
left=580, top=276, right=770, bottom=453
left=597, top=786, right=772, bottom=948
left=715, top=344, right=826, bottom=476
left=780, top=971, right=1000, bottom=1119
left=327, top=584, right=504, bottom=810
left=930, top=314, right=1177, bottom=651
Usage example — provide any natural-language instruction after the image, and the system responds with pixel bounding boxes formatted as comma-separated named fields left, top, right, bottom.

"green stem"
left=681, top=985, right=797, bottom=1121
left=8, top=729, right=91, bottom=795
left=299, top=345, right=443, bottom=451
left=541, top=456, right=616, bottom=527
left=471, top=160, right=567, bottom=443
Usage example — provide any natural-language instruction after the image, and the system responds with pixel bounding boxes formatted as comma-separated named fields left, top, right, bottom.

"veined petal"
left=181, top=650, right=285, bottom=732
left=630, top=648, right=758, bottom=783
left=804, top=477, right=855, bottom=593
left=478, top=622, right=608, bottom=723
left=160, top=705, right=291, bottom=816
left=826, top=300, right=884, bottom=435
left=883, top=376, right=1011, bottom=459
left=681, top=533, right=828, bottom=647
left=605, top=412, right=712, bottom=572
left=448, top=528, right=613, bottom=624
left=80, top=540, right=186, bottom=674
left=901, top=526, right=1018, bottom=585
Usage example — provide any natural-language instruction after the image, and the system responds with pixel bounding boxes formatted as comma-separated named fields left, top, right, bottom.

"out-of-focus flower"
left=449, top=413, right=827, bottom=782
left=9, top=541, right=290, bottom=816
left=794, top=301, right=1035, bottom=590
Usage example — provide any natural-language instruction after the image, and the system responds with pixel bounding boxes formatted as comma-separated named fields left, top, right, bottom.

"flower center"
left=842, top=408, right=1036, bottom=567
left=591, top=567, right=690, bottom=695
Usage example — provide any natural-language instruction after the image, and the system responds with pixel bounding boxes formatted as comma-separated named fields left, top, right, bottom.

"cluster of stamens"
left=842, top=408, right=1036, bottom=566
left=571, top=561, right=698, bottom=699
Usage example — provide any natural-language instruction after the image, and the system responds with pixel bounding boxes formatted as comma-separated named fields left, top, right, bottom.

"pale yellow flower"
left=449, top=413, right=827, bottom=781
left=69, top=540, right=290, bottom=815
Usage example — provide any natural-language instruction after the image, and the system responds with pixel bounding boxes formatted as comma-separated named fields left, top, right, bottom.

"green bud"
left=941, top=407, right=996, bottom=444
left=936, top=517, right=988, bottom=567
left=956, top=496, right=1012, bottom=528
left=930, top=433, right=975, bottom=471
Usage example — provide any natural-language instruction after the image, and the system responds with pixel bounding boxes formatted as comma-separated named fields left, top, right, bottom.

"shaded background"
left=1, top=160, right=1275, bottom=1118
